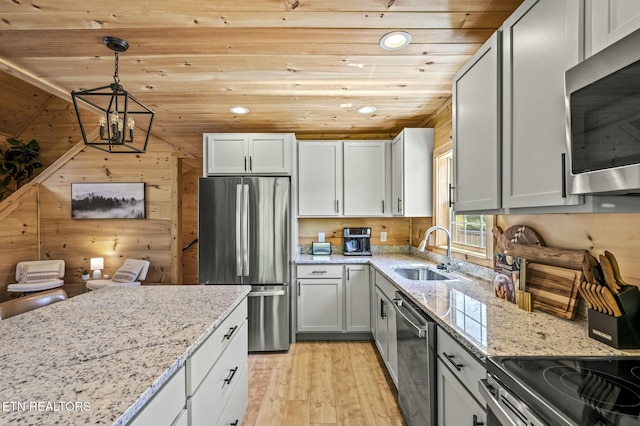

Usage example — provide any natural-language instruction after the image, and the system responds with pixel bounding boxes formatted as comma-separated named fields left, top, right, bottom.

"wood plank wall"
left=498, top=214, right=640, bottom=284
left=0, top=186, right=39, bottom=300
left=0, top=69, right=186, bottom=300
left=181, top=161, right=201, bottom=284
left=38, top=143, right=181, bottom=297
left=298, top=217, right=410, bottom=249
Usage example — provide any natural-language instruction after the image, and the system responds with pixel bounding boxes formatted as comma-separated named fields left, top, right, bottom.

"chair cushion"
left=111, top=263, right=144, bottom=283
left=8, top=279, right=64, bottom=292
left=20, top=262, right=62, bottom=284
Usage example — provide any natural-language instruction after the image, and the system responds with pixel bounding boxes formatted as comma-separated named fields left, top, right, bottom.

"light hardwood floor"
left=242, top=341, right=405, bottom=426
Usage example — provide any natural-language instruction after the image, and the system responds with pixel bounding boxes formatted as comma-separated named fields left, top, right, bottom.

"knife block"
left=587, top=285, right=640, bottom=349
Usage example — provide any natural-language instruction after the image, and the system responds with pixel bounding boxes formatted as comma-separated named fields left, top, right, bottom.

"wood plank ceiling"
left=0, top=0, right=523, bottom=158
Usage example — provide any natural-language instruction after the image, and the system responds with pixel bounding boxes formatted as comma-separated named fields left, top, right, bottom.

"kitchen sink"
left=393, top=267, right=452, bottom=281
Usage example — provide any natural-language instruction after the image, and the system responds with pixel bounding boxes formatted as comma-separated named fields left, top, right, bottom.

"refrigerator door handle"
left=242, top=184, right=250, bottom=276
left=235, top=184, right=243, bottom=276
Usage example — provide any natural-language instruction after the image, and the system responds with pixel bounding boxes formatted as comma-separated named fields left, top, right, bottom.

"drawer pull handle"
left=311, top=270, right=327, bottom=274
left=224, top=325, right=238, bottom=340
left=443, top=352, right=463, bottom=371
left=230, top=421, right=239, bottom=426
left=473, top=415, right=484, bottom=426
left=224, top=366, right=239, bottom=385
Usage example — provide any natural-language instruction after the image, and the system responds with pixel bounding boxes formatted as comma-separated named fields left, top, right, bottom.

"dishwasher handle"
left=394, top=298, right=427, bottom=339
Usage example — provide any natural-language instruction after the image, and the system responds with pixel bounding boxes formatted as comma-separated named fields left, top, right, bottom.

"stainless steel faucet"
left=418, top=225, right=452, bottom=272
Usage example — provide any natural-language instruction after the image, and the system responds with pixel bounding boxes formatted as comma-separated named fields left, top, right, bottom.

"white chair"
left=7, top=260, right=65, bottom=295
left=86, top=259, right=150, bottom=290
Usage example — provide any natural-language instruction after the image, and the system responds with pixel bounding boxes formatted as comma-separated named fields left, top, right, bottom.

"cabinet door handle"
left=244, top=156, right=247, bottom=172
left=443, top=352, right=463, bottom=371
left=336, top=199, right=339, bottom=213
left=449, top=184, right=455, bottom=207
left=561, top=153, right=567, bottom=198
left=250, top=156, right=253, bottom=172
left=311, top=270, right=327, bottom=274
left=380, top=299, right=387, bottom=319
left=473, top=415, right=484, bottom=426
left=230, top=421, right=239, bottom=426
left=397, top=197, right=402, bottom=212
left=224, top=366, right=239, bottom=385
left=223, top=325, right=238, bottom=340
left=346, top=267, right=350, bottom=281
left=297, top=281, right=300, bottom=296
left=382, top=200, right=385, bottom=214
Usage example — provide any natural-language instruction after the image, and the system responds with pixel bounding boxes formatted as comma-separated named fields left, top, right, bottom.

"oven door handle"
left=478, top=379, right=519, bottom=426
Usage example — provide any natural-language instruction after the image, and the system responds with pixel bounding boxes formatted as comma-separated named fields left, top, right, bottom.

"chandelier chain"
left=113, top=50, right=120, bottom=84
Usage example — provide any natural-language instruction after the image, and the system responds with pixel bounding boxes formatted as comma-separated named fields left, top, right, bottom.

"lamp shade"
left=90, top=257, right=104, bottom=271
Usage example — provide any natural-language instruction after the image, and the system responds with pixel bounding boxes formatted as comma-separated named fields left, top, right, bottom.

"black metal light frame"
left=71, top=36, right=154, bottom=153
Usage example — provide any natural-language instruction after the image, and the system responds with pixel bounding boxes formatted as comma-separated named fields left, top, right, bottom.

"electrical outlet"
left=380, top=231, right=387, bottom=242
left=318, top=232, right=325, bottom=242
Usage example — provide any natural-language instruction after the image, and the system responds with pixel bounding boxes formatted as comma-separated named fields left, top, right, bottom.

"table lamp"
left=90, top=257, right=104, bottom=279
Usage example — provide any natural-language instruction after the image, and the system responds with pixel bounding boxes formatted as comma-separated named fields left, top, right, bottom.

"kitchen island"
left=0, top=284, right=250, bottom=425
left=296, top=253, right=640, bottom=358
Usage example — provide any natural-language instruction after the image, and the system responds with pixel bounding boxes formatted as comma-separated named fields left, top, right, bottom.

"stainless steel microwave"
left=565, top=27, right=640, bottom=195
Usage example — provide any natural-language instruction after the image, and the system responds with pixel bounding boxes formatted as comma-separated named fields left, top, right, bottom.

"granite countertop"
left=296, top=253, right=640, bottom=360
left=0, top=285, right=251, bottom=425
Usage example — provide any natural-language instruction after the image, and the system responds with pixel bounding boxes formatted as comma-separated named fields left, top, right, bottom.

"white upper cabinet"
left=204, top=133, right=293, bottom=175
left=502, top=0, right=582, bottom=209
left=586, top=0, right=640, bottom=57
left=249, top=134, right=293, bottom=174
left=452, top=32, right=502, bottom=213
left=298, top=141, right=343, bottom=216
left=391, top=128, right=434, bottom=216
left=343, top=141, right=389, bottom=216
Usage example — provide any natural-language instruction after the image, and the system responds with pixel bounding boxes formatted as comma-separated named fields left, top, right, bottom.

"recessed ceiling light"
left=380, top=31, right=412, bottom=50
left=357, top=106, right=377, bottom=114
left=229, top=106, right=249, bottom=114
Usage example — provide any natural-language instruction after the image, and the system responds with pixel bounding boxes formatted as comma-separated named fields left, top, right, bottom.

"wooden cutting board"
left=526, top=262, right=582, bottom=320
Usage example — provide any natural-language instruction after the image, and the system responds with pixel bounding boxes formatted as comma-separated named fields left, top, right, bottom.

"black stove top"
left=488, top=356, right=640, bottom=426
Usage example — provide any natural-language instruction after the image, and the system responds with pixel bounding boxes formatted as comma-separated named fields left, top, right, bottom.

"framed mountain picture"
left=71, top=182, right=145, bottom=219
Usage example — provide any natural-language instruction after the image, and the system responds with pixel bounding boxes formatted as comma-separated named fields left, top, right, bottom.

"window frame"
left=433, top=142, right=494, bottom=262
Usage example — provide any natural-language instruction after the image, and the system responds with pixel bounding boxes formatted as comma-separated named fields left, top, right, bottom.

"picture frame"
left=71, top=182, right=145, bottom=219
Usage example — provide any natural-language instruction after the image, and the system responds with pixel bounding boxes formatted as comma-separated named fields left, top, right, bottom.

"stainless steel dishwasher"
left=394, top=291, right=436, bottom=426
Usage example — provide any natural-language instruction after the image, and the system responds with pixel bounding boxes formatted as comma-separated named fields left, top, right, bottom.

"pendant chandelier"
left=71, top=36, right=154, bottom=153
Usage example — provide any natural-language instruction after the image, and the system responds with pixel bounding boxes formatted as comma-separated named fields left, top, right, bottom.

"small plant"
left=82, top=268, right=89, bottom=275
left=0, top=137, right=43, bottom=200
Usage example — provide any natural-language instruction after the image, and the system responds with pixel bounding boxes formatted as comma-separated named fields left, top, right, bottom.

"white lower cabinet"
left=296, top=264, right=370, bottom=334
left=297, top=264, right=343, bottom=332
left=172, top=409, right=188, bottom=426
left=129, top=365, right=186, bottom=426
left=374, top=272, right=398, bottom=387
left=437, top=358, right=486, bottom=426
left=216, top=365, right=249, bottom=426
left=297, top=277, right=343, bottom=332
left=345, top=264, right=370, bottom=332
left=189, top=321, right=249, bottom=426
left=436, top=327, right=486, bottom=426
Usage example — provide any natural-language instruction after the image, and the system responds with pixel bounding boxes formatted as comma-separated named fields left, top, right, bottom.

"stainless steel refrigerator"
left=198, top=176, right=290, bottom=352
